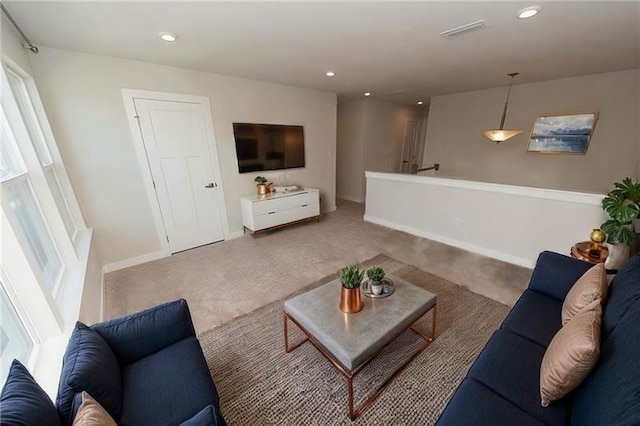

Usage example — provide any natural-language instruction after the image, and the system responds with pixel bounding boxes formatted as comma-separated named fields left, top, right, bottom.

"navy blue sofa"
left=56, top=299, right=226, bottom=426
left=437, top=251, right=640, bottom=425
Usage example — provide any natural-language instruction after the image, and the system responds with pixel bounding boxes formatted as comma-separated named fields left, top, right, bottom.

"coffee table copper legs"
left=283, top=305, right=437, bottom=420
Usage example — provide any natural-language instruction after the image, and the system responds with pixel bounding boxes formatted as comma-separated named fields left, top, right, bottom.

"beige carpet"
left=105, top=200, right=530, bottom=334
left=199, top=254, right=510, bottom=425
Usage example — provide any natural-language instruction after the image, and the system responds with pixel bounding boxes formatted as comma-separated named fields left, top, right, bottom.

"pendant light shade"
left=484, top=72, right=522, bottom=143
left=483, top=129, right=523, bottom=142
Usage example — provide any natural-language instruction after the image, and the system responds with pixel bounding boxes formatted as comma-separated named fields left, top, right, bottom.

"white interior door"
left=400, top=120, right=418, bottom=173
left=134, top=98, right=224, bottom=253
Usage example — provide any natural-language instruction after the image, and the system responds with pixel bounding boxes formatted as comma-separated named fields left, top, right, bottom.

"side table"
left=570, top=241, right=608, bottom=265
left=571, top=241, right=619, bottom=276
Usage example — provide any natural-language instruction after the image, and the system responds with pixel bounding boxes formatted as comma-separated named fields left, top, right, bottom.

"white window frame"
left=0, top=58, right=90, bottom=375
left=3, top=60, right=85, bottom=238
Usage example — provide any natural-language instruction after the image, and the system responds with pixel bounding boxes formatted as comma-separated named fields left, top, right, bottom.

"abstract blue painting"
left=527, top=113, right=598, bottom=154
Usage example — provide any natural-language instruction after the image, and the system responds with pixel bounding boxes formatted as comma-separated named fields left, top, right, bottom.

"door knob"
left=205, top=182, right=216, bottom=188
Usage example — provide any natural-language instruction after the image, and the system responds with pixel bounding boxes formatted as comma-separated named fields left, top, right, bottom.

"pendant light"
left=483, top=72, right=522, bottom=143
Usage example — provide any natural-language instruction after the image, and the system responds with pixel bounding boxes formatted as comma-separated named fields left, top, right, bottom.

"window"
left=0, top=59, right=86, bottom=385
left=0, top=278, right=35, bottom=380
left=5, top=180, right=64, bottom=290
left=1, top=109, right=63, bottom=291
left=5, top=68, right=52, bottom=166
left=5, top=66, right=76, bottom=240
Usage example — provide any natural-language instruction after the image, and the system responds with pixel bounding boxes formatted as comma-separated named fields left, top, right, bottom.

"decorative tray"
left=363, top=277, right=395, bottom=299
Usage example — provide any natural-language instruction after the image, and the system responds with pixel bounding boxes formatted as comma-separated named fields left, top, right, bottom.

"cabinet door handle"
left=301, top=204, right=308, bottom=207
left=268, top=211, right=276, bottom=215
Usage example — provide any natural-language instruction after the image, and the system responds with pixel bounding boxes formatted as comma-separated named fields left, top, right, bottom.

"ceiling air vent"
left=439, top=20, right=487, bottom=38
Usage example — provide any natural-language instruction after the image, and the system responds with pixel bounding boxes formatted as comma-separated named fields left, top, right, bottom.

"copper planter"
left=339, top=287, right=363, bottom=314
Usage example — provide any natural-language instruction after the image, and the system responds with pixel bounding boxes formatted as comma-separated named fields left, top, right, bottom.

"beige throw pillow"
left=72, top=391, right=117, bottom=426
left=562, top=263, right=607, bottom=326
left=540, top=300, right=602, bottom=407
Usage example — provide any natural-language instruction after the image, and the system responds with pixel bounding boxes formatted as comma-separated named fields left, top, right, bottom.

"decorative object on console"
left=527, top=112, right=598, bottom=154
left=273, top=185, right=299, bottom=193
left=365, top=265, right=386, bottom=296
left=254, top=176, right=270, bottom=195
left=339, top=264, right=365, bottom=313
left=483, top=72, right=523, bottom=143
left=601, top=177, right=640, bottom=270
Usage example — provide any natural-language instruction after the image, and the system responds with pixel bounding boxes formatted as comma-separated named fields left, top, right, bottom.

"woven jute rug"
left=198, top=254, right=510, bottom=425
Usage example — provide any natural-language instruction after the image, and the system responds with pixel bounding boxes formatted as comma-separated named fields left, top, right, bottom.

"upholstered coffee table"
left=283, top=274, right=437, bottom=420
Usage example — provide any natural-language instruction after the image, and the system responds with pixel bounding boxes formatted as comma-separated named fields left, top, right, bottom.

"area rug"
left=198, top=254, right=511, bottom=425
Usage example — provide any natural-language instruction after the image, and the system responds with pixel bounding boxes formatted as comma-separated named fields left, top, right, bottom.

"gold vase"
left=257, top=184, right=269, bottom=195
left=339, top=287, right=363, bottom=314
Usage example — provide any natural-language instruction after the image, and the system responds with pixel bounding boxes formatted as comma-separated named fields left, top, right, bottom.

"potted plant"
left=339, top=264, right=365, bottom=313
left=366, top=266, right=386, bottom=296
left=254, top=176, right=269, bottom=195
left=601, top=177, right=640, bottom=269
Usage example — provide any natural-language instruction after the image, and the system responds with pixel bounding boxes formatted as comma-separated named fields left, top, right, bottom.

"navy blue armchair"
left=56, top=299, right=225, bottom=426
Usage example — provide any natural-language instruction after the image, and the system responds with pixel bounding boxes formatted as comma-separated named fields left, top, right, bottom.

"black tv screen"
left=233, top=123, right=305, bottom=173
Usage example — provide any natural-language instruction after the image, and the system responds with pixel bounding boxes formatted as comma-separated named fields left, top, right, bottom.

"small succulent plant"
left=366, top=266, right=385, bottom=283
left=339, top=264, right=365, bottom=289
left=254, top=176, right=268, bottom=184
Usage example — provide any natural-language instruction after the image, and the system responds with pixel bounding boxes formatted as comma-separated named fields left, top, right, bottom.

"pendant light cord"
left=0, top=2, right=38, bottom=53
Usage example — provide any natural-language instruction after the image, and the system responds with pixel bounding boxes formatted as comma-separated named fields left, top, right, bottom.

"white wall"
left=424, top=69, right=640, bottom=193
left=29, top=46, right=337, bottom=266
left=336, top=100, right=366, bottom=202
left=365, top=172, right=606, bottom=268
left=337, top=99, right=423, bottom=202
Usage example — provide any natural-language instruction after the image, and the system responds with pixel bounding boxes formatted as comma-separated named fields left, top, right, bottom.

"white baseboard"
left=323, top=205, right=337, bottom=213
left=102, top=250, right=169, bottom=274
left=364, top=214, right=534, bottom=268
left=226, top=230, right=245, bottom=240
left=337, top=193, right=364, bottom=203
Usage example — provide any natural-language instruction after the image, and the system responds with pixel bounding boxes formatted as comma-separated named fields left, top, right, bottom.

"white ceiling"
left=5, top=1, right=640, bottom=105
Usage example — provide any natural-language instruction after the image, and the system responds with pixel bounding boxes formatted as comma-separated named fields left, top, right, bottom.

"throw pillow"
left=56, top=322, right=122, bottom=425
left=0, top=359, right=62, bottom=426
left=562, top=263, right=607, bottom=326
left=540, top=299, right=602, bottom=407
left=72, top=392, right=117, bottom=426
left=179, top=405, right=223, bottom=426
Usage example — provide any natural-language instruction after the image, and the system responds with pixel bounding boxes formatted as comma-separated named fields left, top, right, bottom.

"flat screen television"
left=233, top=123, right=305, bottom=173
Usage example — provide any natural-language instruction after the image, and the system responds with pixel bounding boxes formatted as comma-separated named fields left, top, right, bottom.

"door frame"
left=121, top=89, right=230, bottom=255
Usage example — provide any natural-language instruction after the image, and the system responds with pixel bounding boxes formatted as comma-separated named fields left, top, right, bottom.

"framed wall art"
left=527, top=112, right=598, bottom=154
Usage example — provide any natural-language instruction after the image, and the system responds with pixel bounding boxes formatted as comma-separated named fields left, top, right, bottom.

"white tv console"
left=241, top=188, right=320, bottom=235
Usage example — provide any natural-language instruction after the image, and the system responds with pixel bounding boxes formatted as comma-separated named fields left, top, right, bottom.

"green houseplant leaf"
left=601, top=219, right=636, bottom=245
left=602, top=192, right=640, bottom=223
left=366, top=266, right=385, bottom=283
left=601, top=177, right=640, bottom=244
left=614, top=177, right=640, bottom=204
left=339, top=265, right=365, bottom=289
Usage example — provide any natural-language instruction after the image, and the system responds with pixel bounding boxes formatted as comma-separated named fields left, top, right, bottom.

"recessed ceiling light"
left=326, top=71, right=336, bottom=77
left=159, top=32, right=177, bottom=42
left=518, top=6, right=541, bottom=19
left=364, top=92, right=371, bottom=97
left=418, top=101, right=424, bottom=105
